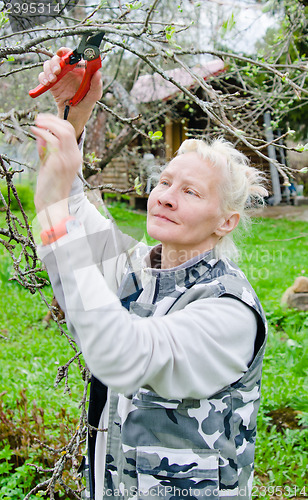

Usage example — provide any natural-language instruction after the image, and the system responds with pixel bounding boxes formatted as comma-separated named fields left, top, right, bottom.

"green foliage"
left=220, top=12, right=236, bottom=38
left=0, top=182, right=35, bottom=212
left=165, top=25, right=182, bottom=50
left=0, top=385, right=81, bottom=497
left=0, top=210, right=85, bottom=495
left=0, top=445, right=38, bottom=500
left=0, top=11, right=9, bottom=29
left=134, top=176, right=142, bottom=195
left=105, top=202, right=154, bottom=242
left=165, top=25, right=176, bottom=42
left=125, top=0, right=142, bottom=10
left=295, top=143, right=308, bottom=152
left=235, top=217, right=307, bottom=304
left=233, top=215, right=308, bottom=496
left=148, top=130, right=163, bottom=141
left=103, top=193, right=130, bottom=203
left=0, top=388, right=79, bottom=460
left=85, top=151, right=101, bottom=167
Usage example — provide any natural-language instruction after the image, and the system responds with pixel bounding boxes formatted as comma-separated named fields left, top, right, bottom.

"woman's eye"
left=185, top=189, right=197, bottom=196
left=160, top=180, right=169, bottom=186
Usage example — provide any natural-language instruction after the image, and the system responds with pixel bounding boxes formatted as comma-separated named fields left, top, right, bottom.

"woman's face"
left=147, top=152, right=231, bottom=263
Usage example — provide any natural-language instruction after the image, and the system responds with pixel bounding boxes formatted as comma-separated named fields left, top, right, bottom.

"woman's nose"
left=157, top=188, right=177, bottom=209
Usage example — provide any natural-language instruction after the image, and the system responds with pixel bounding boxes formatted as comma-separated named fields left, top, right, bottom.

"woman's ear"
left=215, top=212, right=240, bottom=237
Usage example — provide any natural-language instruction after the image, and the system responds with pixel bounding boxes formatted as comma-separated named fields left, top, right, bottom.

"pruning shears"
left=29, top=31, right=105, bottom=118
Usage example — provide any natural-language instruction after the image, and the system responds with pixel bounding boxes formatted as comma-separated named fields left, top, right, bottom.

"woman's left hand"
left=32, top=114, right=82, bottom=228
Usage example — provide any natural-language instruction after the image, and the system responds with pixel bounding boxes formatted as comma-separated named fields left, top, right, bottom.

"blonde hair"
left=177, top=138, right=268, bottom=259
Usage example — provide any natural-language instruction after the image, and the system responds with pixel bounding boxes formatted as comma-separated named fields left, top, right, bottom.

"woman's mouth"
left=154, top=214, right=177, bottom=223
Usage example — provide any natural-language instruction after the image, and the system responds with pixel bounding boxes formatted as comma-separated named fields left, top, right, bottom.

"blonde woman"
left=32, top=54, right=268, bottom=500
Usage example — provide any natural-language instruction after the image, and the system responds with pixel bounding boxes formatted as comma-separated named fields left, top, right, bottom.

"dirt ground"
left=250, top=203, right=308, bottom=222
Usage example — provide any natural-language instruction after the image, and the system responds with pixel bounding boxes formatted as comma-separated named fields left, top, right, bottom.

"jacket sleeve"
left=39, top=227, right=258, bottom=400
left=37, top=130, right=138, bottom=305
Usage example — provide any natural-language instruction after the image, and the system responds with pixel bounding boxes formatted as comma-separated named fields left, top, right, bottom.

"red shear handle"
left=69, top=57, right=102, bottom=106
left=29, top=50, right=77, bottom=99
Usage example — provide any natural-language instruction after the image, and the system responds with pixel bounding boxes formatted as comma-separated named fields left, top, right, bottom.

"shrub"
left=0, top=389, right=81, bottom=499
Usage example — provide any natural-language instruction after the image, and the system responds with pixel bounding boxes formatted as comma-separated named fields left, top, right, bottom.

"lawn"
left=0, top=204, right=307, bottom=499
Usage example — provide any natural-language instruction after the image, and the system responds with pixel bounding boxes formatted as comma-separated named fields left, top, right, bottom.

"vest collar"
left=140, top=244, right=219, bottom=295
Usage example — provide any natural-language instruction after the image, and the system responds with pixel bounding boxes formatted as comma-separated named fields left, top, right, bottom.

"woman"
left=32, top=51, right=268, bottom=500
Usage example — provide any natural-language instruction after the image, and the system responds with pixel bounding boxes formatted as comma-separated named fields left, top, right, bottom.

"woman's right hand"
left=38, top=47, right=103, bottom=139
left=33, top=114, right=83, bottom=229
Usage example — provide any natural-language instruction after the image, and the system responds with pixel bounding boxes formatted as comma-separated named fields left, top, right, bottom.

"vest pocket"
left=136, top=446, right=219, bottom=499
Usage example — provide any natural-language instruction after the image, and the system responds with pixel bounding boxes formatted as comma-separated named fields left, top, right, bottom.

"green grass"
left=0, top=207, right=85, bottom=498
left=0, top=204, right=307, bottom=499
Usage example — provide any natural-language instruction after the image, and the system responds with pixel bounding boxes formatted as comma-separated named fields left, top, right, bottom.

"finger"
left=32, top=129, right=47, bottom=159
left=35, top=114, right=76, bottom=144
left=38, top=71, right=50, bottom=87
left=31, top=125, right=59, bottom=146
left=49, top=55, right=62, bottom=76
left=43, top=60, right=57, bottom=83
left=43, top=59, right=51, bottom=74
left=36, top=113, right=75, bottom=131
left=31, top=126, right=59, bottom=163
left=90, top=70, right=103, bottom=96
left=56, top=47, right=71, bottom=58
left=81, top=71, right=103, bottom=104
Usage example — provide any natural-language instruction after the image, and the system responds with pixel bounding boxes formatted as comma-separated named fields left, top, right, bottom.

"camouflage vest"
left=94, top=250, right=267, bottom=500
